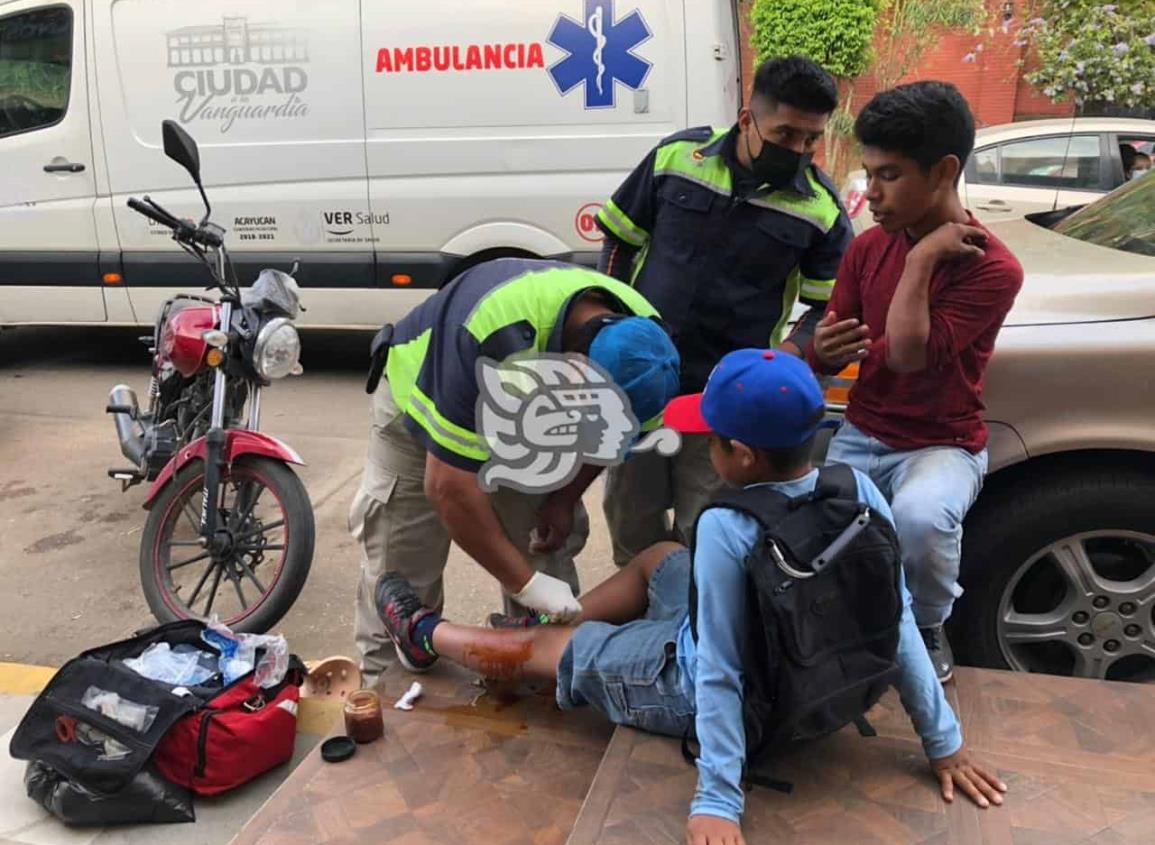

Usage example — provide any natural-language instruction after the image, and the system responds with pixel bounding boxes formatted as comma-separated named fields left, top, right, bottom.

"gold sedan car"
left=824, top=175, right=1155, bottom=682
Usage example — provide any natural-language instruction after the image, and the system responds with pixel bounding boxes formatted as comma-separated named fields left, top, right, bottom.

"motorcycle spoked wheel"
left=140, top=456, right=315, bottom=634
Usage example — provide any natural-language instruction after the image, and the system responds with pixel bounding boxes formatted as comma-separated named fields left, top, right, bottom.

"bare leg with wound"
left=376, top=541, right=682, bottom=678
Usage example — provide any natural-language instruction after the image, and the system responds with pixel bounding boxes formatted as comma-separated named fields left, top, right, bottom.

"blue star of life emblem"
left=547, top=0, right=652, bottom=109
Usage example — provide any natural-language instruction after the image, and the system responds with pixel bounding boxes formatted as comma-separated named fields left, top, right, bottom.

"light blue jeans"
left=826, top=422, right=988, bottom=628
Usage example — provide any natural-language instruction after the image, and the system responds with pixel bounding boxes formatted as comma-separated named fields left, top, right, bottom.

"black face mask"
left=745, top=122, right=812, bottom=190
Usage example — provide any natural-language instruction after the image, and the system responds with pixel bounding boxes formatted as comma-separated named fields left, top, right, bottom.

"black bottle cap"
left=321, top=735, right=356, bottom=763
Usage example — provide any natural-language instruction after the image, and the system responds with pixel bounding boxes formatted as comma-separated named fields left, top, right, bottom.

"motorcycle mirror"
left=287, top=259, right=307, bottom=311
left=162, top=120, right=201, bottom=183
left=162, top=119, right=213, bottom=224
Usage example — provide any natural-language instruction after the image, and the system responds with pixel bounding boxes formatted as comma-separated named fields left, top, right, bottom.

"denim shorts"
left=556, top=548, right=695, bottom=738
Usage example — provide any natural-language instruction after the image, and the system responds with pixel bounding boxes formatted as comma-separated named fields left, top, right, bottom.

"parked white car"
left=842, top=117, right=1155, bottom=231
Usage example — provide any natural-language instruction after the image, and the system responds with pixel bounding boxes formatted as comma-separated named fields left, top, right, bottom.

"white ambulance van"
left=0, top=0, right=741, bottom=327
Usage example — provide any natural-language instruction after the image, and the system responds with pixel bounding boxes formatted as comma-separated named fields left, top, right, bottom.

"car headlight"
left=252, top=318, right=301, bottom=380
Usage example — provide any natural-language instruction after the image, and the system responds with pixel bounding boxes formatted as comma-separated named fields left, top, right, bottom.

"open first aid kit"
left=8, top=620, right=304, bottom=826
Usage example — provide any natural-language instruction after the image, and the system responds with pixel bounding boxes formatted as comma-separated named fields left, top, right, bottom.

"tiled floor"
left=14, top=661, right=1154, bottom=845
left=566, top=667, right=1155, bottom=845
left=231, top=663, right=614, bottom=845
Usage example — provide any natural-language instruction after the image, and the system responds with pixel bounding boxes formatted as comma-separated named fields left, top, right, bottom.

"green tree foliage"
left=750, top=0, right=878, bottom=79
left=1017, top=0, right=1155, bottom=108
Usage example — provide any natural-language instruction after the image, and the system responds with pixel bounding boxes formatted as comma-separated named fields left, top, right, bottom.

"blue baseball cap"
left=588, top=316, right=680, bottom=425
left=664, top=348, right=825, bottom=448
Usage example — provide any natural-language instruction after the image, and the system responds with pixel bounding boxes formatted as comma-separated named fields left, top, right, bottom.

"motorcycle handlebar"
left=194, top=225, right=224, bottom=249
left=127, top=196, right=181, bottom=230
left=127, top=196, right=223, bottom=249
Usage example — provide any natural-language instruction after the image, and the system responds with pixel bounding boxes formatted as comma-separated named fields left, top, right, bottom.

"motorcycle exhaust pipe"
left=107, top=384, right=146, bottom=469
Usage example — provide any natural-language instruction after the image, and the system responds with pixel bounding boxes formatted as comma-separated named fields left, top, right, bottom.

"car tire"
left=948, top=464, right=1155, bottom=682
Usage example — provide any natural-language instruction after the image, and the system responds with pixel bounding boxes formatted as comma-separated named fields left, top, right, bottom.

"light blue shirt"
left=675, top=467, right=963, bottom=823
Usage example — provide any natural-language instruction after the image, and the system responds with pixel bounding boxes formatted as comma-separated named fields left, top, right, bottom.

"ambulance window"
left=0, top=5, right=72, bottom=138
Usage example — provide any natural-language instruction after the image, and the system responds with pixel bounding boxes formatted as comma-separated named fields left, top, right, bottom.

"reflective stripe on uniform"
left=630, top=241, right=650, bottom=285
left=653, top=135, right=840, bottom=236
left=770, top=267, right=802, bottom=347
left=408, top=385, right=489, bottom=462
left=799, top=275, right=836, bottom=302
left=463, top=266, right=659, bottom=344
left=746, top=171, right=841, bottom=234
left=597, top=198, right=649, bottom=247
left=383, top=328, right=432, bottom=413
left=653, top=130, right=731, bottom=194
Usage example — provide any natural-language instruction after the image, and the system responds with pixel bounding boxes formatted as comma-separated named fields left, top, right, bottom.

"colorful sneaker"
left=919, top=624, right=955, bottom=684
left=375, top=573, right=439, bottom=673
left=487, top=612, right=548, bottom=630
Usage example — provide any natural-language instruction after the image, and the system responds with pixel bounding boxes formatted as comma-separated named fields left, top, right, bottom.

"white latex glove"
left=510, top=572, right=582, bottom=623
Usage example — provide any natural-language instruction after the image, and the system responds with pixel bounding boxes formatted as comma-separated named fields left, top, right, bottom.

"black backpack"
left=686, top=463, right=903, bottom=790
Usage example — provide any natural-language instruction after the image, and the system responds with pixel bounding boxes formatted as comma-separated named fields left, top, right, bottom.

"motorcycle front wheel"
left=140, top=456, right=315, bottom=634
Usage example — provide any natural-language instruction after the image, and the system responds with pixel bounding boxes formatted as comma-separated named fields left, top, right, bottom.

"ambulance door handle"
left=44, top=160, right=86, bottom=173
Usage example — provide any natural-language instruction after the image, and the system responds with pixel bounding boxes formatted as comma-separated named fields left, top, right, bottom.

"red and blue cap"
left=663, top=348, right=826, bottom=448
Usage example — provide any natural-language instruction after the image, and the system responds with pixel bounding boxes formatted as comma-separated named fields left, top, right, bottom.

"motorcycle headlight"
left=252, top=318, right=301, bottom=380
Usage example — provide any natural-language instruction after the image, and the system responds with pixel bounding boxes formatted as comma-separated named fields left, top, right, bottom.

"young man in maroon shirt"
left=808, top=82, right=1024, bottom=682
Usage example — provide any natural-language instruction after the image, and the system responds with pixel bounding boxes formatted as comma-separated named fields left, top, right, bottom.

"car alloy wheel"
left=997, top=530, right=1155, bottom=682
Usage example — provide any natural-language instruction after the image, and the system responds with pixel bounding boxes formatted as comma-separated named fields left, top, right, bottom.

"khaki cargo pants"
left=602, top=434, right=727, bottom=566
left=349, top=381, right=589, bottom=682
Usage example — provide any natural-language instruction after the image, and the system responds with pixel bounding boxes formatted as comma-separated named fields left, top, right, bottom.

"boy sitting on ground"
left=375, top=349, right=1006, bottom=845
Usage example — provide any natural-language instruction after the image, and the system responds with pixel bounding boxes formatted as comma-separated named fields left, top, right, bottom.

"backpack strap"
left=686, top=465, right=861, bottom=638
left=773, top=463, right=870, bottom=576
left=687, top=486, right=793, bottom=642
left=805, top=462, right=859, bottom=504
left=681, top=729, right=794, bottom=794
left=809, top=509, right=871, bottom=575
left=681, top=729, right=696, bottom=767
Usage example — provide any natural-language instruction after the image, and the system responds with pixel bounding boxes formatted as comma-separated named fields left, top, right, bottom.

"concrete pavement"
left=0, top=326, right=619, bottom=667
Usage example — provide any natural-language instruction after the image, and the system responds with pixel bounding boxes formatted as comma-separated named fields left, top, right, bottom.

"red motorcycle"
left=108, top=120, right=314, bottom=634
